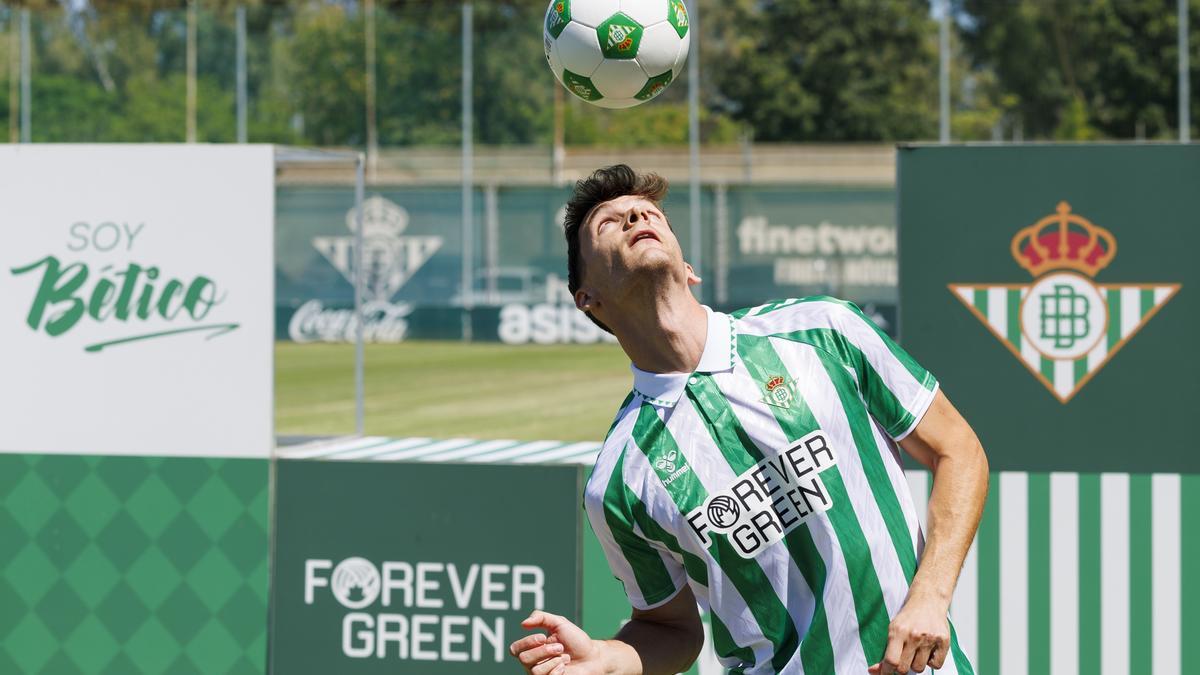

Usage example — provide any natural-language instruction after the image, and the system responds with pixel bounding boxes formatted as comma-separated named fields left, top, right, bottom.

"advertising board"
left=270, top=460, right=583, bottom=674
left=0, top=145, right=275, bottom=458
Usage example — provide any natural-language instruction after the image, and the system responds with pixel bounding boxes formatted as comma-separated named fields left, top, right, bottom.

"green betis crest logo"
left=9, top=221, right=238, bottom=352
left=950, top=201, right=1180, bottom=403
left=545, top=0, right=570, bottom=39
left=761, top=374, right=797, bottom=409
left=668, top=0, right=689, bottom=38
left=635, top=71, right=673, bottom=101
left=597, top=13, right=643, bottom=59
left=561, top=69, right=602, bottom=101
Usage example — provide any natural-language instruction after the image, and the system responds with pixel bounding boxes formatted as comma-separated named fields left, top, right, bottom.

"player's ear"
left=685, top=262, right=702, bottom=287
left=574, top=288, right=595, bottom=313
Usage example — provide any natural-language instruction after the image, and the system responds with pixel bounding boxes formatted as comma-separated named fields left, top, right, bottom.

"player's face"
left=575, top=194, right=698, bottom=304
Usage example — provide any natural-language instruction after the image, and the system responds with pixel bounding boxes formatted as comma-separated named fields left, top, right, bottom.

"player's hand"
left=509, top=610, right=601, bottom=675
left=868, top=596, right=950, bottom=674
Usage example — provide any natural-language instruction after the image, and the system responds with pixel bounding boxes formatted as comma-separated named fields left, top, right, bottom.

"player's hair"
left=564, top=164, right=670, bottom=334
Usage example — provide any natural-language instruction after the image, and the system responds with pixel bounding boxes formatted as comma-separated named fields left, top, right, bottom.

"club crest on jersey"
left=761, top=375, right=796, bottom=409
left=950, top=201, right=1180, bottom=403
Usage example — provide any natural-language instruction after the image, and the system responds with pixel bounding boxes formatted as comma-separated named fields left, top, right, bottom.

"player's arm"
left=871, top=390, right=988, bottom=674
left=510, top=585, right=704, bottom=675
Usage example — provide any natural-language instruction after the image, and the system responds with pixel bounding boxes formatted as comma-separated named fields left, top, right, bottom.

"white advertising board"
left=0, top=145, right=274, bottom=457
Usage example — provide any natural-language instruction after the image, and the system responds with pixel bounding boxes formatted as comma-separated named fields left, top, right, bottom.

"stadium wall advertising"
left=277, top=439, right=1200, bottom=675
left=898, top=144, right=1196, bottom=473
left=0, top=146, right=275, bottom=672
left=275, top=185, right=898, bottom=342
left=0, top=145, right=275, bottom=458
left=270, top=460, right=582, bottom=674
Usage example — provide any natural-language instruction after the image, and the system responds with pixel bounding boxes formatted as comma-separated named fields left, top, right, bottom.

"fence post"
left=461, top=2, right=475, bottom=341
left=186, top=0, right=197, bottom=142
left=714, top=183, right=729, bottom=307
left=19, top=8, right=30, bottom=143
left=235, top=5, right=247, bottom=143
left=1181, top=0, right=1191, bottom=142
left=354, top=153, right=366, bottom=435
left=687, top=0, right=701, bottom=298
left=485, top=183, right=499, bottom=304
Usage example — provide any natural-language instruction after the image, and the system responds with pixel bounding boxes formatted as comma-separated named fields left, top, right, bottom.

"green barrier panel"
left=269, top=460, right=582, bottom=674
left=275, top=436, right=1200, bottom=674
left=898, top=144, right=1197, bottom=473
left=0, top=454, right=269, bottom=673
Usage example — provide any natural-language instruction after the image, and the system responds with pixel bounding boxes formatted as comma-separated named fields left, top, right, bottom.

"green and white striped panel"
left=950, top=285, right=1177, bottom=401
left=905, top=470, right=1194, bottom=675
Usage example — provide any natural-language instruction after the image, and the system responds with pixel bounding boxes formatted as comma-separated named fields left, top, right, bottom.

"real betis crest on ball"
left=543, top=0, right=691, bottom=109
left=950, top=202, right=1180, bottom=403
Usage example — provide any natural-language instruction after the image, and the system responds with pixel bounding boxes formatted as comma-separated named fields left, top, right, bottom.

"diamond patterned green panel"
left=0, top=454, right=268, bottom=674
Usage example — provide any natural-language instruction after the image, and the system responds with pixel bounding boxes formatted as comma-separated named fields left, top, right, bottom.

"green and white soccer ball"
left=544, top=0, right=691, bottom=109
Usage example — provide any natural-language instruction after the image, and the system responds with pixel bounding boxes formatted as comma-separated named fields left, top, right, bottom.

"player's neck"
left=611, top=289, right=708, bottom=375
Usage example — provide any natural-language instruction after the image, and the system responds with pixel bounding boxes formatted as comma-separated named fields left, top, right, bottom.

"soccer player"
left=509, top=165, right=988, bottom=675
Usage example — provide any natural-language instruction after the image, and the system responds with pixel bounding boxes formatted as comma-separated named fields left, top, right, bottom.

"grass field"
left=276, top=341, right=633, bottom=441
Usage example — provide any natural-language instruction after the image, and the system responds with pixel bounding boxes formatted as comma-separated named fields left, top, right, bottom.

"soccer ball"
left=543, top=0, right=691, bottom=109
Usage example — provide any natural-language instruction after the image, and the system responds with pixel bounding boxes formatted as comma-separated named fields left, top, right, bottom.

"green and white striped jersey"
left=583, top=298, right=974, bottom=675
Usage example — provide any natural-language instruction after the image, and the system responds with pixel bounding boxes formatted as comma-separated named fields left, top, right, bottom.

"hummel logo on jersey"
left=655, top=450, right=678, bottom=474
left=686, top=431, right=838, bottom=559
left=654, top=450, right=690, bottom=487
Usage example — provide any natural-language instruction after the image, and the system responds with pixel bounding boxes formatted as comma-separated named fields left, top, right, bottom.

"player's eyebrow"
left=587, top=202, right=620, bottom=230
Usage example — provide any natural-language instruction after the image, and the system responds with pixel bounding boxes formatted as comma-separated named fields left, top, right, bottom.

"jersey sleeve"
left=740, top=297, right=939, bottom=440
left=823, top=299, right=938, bottom=439
left=583, top=448, right=688, bottom=611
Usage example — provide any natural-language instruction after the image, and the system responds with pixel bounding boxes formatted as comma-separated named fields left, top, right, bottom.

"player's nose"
left=622, top=207, right=647, bottom=228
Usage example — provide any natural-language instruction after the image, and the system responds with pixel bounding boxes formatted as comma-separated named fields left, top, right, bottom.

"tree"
left=702, top=0, right=940, bottom=142
left=954, top=0, right=1200, bottom=139
left=16, top=0, right=263, bottom=142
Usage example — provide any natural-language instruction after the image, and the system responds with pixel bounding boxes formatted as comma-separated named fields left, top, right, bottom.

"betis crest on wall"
left=950, top=201, right=1180, bottom=403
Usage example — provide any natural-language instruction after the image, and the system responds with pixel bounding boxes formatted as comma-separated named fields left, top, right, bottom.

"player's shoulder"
left=582, top=392, right=644, bottom=510
left=731, top=295, right=865, bottom=337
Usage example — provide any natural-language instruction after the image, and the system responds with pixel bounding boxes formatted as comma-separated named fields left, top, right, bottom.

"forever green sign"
left=898, top=144, right=1197, bottom=472
left=270, top=460, right=583, bottom=674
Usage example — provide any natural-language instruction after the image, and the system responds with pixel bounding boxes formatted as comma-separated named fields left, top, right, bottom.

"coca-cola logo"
left=292, top=196, right=440, bottom=344
left=288, top=300, right=413, bottom=343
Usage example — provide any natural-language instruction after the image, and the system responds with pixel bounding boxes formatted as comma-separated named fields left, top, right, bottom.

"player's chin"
left=626, top=247, right=675, bottom=272
left=623, top=251, right=686, bottom=286
left=629, top=242, right=675, bottom=263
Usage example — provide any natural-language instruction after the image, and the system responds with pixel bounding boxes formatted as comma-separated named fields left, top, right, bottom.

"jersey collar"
left=631, top=305, right=735, bottom=408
